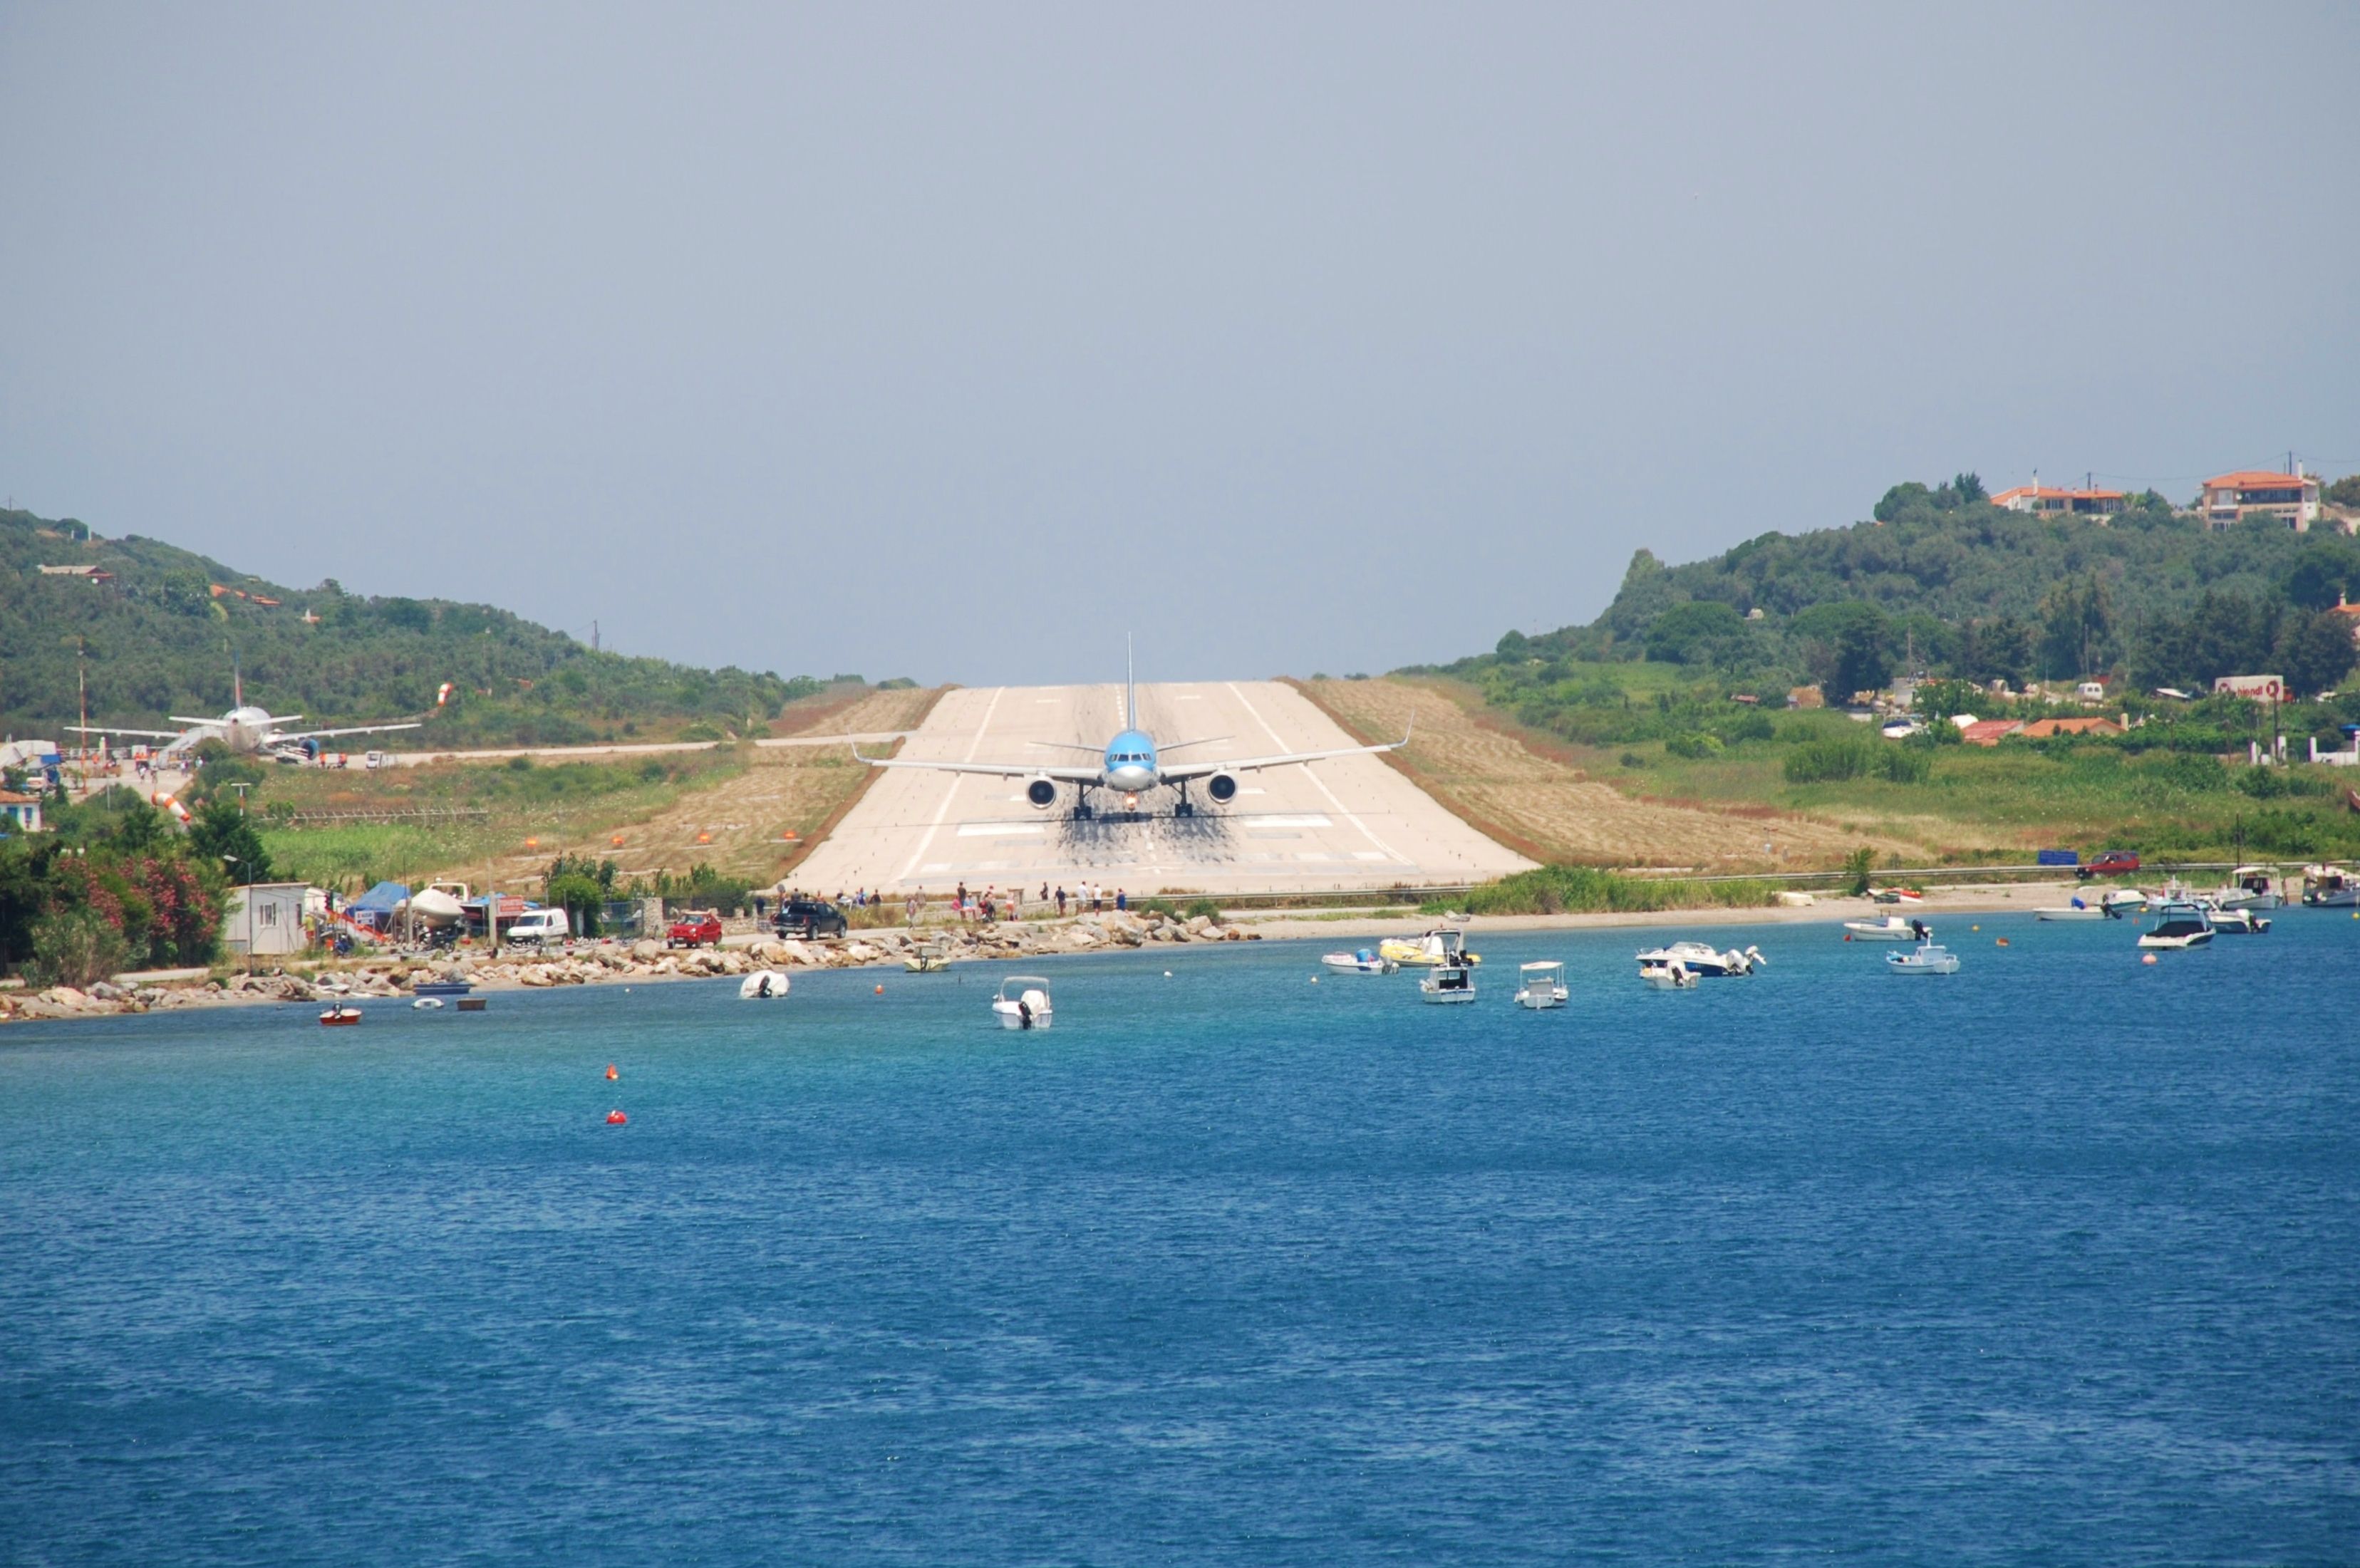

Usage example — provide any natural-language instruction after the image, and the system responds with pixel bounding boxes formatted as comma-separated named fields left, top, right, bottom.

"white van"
left=505, top=908, right=571, bottom=947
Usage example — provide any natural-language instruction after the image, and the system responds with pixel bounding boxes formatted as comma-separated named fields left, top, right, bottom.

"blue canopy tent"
left=346, top=881, right=410, bottom=931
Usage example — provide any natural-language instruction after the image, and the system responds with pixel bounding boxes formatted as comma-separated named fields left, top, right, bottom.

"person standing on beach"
left=1055, top=886, right=1067, bottom=916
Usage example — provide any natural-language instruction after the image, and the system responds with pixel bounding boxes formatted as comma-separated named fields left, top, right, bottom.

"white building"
left=224, top=882, right=312, bottom=958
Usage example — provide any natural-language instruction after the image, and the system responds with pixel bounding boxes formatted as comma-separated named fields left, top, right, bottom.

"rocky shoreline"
left=0, top=910, right=1263, bottom=1023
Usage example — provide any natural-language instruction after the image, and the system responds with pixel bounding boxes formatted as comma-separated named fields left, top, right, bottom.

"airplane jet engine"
left=1025, top=777, right=1059, bottom=809
left=1205, top=772, right=1239, bottom=804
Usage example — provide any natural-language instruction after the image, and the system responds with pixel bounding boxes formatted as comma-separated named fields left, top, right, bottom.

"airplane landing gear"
left=1174, top=780, right=1196, bottom=818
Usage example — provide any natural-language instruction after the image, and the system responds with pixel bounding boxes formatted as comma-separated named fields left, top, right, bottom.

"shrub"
left=1665, top=732, right=1724, bottom=759
left=1620, top=752, right=1647, bottom=769
left=1444, top=865, right=1779, bottom=916
left=31, top=906, right=132, bottom=988
left=1784, top=737, right=1875, bottom=783
left=1878, top=747, right=1932, bottom=784
left=1184, top=898, right=1221, bottom=921
left=1842, top=846, right=1876, bottom=897
left=1725, top=711, right=1776, bottom=743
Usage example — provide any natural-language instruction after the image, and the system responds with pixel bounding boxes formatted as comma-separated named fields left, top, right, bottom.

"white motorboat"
left=1321, top=947, right=1398, bottom=975
left=2210, top=866, right=2283, bottom=910
left=1843, top=914, right=1930, bottom=940
left=738, top=970, right=791, bottom=998
left=2302, top=865, right=2357, bottom=908
left=1419, top=963, right=1477, bottom=1003
left=2205, top=906, right=2270, bottom=935
left=1639, top=958, right=1698, bottom=989
left=1633, top=940, right=1764, bottom=978
left=1885, top=942, right=1960, bottom=974
left=992, top=976, right=1053, bottom=1029
left=1380, top=928, right=1481, bottom=967
left=1513, top=960, right=1568, bottom=1009
left=2138, top=903, right=2214, bottom=949
left=2035, top=897, right=2108, bottom=921
left=2100, top=888, right=2148, bottom=915
left=410, top=996, right=445, bottom=1010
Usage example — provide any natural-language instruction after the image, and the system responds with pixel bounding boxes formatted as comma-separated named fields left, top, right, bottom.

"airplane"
left=853, top=643, right=1409, bottom=818
left=69, top=668, right=449, bottom=757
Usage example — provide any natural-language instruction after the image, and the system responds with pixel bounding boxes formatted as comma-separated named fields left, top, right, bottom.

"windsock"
left=154, top=792, right=192, bottom=824
left=435, top=682, right=455, bottom=707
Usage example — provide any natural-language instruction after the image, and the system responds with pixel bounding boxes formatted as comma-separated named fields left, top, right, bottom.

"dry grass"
left=1293, top=676, right=1922, bottom=871
left=771, top=683, right=946, bottom=737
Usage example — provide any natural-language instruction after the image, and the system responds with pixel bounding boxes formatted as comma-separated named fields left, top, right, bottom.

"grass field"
left=256, top=687, right=945, bottom=892
left=1300, top=672, right=2360, bottom=871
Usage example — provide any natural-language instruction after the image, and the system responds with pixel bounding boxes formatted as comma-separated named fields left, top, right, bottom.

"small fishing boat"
left=737, top=970, right=791, bottom=998
left=1633, top=940, right=1765, bottom=978
left=1321, top=947, right=1398, bottom=975
left=2101, top=888, right=2147, bottom=914
left=992, top=976, right=1052, bottom=1030
left=1419, top=963, right=1477, bottom=1003
left=411, top=996, right=445, bottom=1010
left=904, top=940, right=952, bottom=974
left=1843, top=914, right=1928, bottom=940
left=1885, top=942, right=1960, bottom=974
left=456, top=997, right=487, bottom=1012
left=2301, top=864, right=2357, bottom=908
left=2138, top=902, right=2215, bottom=949
left=1513, top=960, right=1568, bottom=1009
left=1869, top=886, right=1925, bottom=905
left=1639, top=957, right=1698, bottom=989
left=2210, top=866, right=2283, bottom=910
left=318, top=1005, right=363, bottom=1026
left=2035, top=898, right=2107, bottom=921
left=2205, top=906, right=2270, bottom=935
left=1379, top=928, right=1481, bottom=967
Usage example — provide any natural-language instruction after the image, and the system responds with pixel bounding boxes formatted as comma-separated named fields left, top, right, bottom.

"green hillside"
left=1454, top=475, right=2360, bottom=700
left=1, top=507, right=844, bottom=745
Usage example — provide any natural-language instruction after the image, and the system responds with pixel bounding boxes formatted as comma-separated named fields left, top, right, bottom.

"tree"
left=2037, top=575, right=2114, bottom=680
left=1962, top=616, right=2034, bottom=687
left=2326, top=474, right=2360, bottom=509
left=2276, top=608, right=2359, bottom=697
left=1950, top=472, right=1987, bottom=504
left=187, top=799, right=271, bottom=885
left=1792, top=601, right=1893, bottom=698
left=31, top=905, right=131, bottom=987
left=1644, top=601, right=1748, bottom=665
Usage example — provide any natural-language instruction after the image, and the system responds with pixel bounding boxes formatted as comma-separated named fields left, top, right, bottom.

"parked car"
left=506, top=908, right=572, bottom=947
left=666, top=909, right=725, bottom=948
left=771, top=898, right=848, bottom=939
left=2079, top=851, right=2141, bottom=878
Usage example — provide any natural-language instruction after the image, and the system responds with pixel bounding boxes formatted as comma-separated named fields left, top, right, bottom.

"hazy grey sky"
left=4, top=4, right=2356, bottom=686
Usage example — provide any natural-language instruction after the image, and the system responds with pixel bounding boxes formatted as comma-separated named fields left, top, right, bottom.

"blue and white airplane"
left=855, top=644, right=1408, bottom=818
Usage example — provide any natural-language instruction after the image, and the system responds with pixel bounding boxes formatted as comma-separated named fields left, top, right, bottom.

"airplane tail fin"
left=233, top=654, right=243, bottom=710
left=1125, top=634, right=1137, bottom=730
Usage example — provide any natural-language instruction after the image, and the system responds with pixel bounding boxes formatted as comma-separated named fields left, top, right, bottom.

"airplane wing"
left=1159, top=727, right=1412, bottom=782
left=854, top=750, right=1102, bottom=782
left=276, top=720, right=424, bottom=742
left=1156, top=734, right=1233, bottom=752
left=68, top=723, right=195, bottom=741
left=1025, top=740, right=1107, bottom=756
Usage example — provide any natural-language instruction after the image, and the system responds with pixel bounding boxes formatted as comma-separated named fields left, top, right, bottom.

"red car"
left=666, top=910, right=725, bottom=947
left=2079, top=851, right=2141, bottom=878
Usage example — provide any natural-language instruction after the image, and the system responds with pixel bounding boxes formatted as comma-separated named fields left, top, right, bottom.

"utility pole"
left=592, top=619, right=599, bottom=653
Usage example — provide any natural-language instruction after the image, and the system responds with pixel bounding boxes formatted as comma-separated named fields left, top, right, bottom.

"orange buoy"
left=606, top=1108, right=628, bottom=1125
left=2141, top=953, right=2158, bottom=965
left=874, top=983, right=884, bottom=995
left=1996, top=937, right=2009, bottom=947
left=605, top=1064, right=619, bottom=1081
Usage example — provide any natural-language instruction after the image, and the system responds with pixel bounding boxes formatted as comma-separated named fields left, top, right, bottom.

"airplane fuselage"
left=1102, top=728, right=1160, bottom=792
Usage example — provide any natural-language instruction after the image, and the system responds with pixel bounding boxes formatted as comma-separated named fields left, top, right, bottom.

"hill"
left=1448, top=476, right=2360, bottom=700
left=1, top=505, right=869, bottom=746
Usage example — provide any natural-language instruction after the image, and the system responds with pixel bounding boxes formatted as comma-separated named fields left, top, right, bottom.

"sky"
left=4, top=3, right=2357, bottom=687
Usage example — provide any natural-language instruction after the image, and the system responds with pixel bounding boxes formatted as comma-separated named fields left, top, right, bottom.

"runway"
left=783, top=680, right=1536, bottom=896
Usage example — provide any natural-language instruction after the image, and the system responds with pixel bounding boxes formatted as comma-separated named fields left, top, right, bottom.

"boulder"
left=631, top=940, right=663, bottom=963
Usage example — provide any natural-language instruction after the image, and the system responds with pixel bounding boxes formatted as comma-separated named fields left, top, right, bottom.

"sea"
left=4, top=910, right=2356, bottom=1565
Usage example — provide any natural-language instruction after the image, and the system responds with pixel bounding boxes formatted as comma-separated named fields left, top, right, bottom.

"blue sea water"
left=4, top=912, right=2357, bottom=1566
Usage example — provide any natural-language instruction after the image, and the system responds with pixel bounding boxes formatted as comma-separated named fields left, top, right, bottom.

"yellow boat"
left=1378, top=928, right=1480, bottom=967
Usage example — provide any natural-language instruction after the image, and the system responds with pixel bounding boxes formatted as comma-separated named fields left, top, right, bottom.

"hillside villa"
left=2200, top=469, right=2322, bottom=530
left=1992, top=481, right=2126, bottom=517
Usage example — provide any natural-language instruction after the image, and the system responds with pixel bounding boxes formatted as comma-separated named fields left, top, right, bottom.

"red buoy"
left=605, top=1064, right=619, bottom=1081
left=606, top=1109, right=628, bottom=1125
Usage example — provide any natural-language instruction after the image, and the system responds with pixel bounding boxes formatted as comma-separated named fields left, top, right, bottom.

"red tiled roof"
left=2204, top=471, right=2317, bottom=490
left=1992, top=484, right=2126, bottom=504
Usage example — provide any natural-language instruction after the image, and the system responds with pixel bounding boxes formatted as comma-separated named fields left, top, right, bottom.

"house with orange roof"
left=2199, top=469, right=2321, bottom=530
left=2015, top=716, right=2125, bottom=740
left=1957, top=719, right=2024, bottom=746
left=1991, top=480, right=2126, bottom=518
left=2331, top=592, right=2360, bottom=645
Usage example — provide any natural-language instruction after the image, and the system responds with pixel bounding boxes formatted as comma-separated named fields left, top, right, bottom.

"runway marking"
left=956, top=822, right=1045, bottom=837
left=898, top=686, right=1006, bottom=883
left=1243, top=814, right=1332, bottom=829
left=1223, top=682, right=1405, bottom=864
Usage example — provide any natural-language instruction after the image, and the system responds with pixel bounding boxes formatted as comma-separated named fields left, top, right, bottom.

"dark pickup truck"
left=770, top=898, right=849, bottom=939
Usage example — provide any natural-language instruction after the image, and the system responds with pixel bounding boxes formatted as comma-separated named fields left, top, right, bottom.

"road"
left=782, top=680, right=1535, bottom=896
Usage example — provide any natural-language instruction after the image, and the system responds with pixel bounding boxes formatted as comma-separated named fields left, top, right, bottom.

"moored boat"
left=2035, top=898, right=2106, bottom=921
left=992, top=976, right=1052, bottom=1030
left=2138, top=902, right=2215, bottom=949
left=1321, top=947, right=1398, bottom=975
left=1843, top=914, right=1928, bottom=940
left=1634, top=940, right=1764, bottom=978
left=318, top=1005, right=363, bottom=1026
left=1885, top=942, right=1960, bottom=974
left=738, top=970, right=791, bottom=998
left=1513, top=960, right=1568, bottom=1009
left=1379, top=928, right=1481, bottom=967
left=1419, top=963, right=1477, bottom=1003
left=2205, top=906, right=2270, bottom=935
left=1639, top=958, right=1698, bottom=989
left=2301, top=864, right=2356, bottom=908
